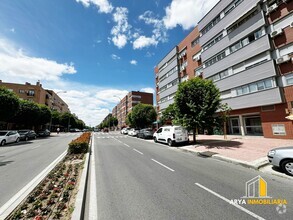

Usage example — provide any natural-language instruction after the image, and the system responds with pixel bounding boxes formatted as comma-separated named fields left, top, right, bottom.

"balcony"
left=202, top=11, right=266, bottom=61
left=222, top=87, right=283, bottom=110
left=204, top=35, right=271, bottom=78
left=215, top=60, right=277, bottom=91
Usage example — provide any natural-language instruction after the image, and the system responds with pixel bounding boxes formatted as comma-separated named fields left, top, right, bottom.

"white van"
left=153, top=126, right=189, bottom=146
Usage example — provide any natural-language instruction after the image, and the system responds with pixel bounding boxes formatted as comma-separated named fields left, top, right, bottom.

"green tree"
left=175, top=77, right=220, bottom=143
left=126, top=112, right=133, bottom=127
left=51, top=110, right=62, bottom=126
left=129, top=104, right=157, bottom=128
left=11, top=100, right=40, bottom=126
left=0, top=87, right=20, bottom=122
left=37, top=104, right=52, bottom=125
left=160, top=103, right=176, bottom=125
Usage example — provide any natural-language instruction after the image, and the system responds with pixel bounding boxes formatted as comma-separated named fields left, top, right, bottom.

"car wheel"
left=15, top=138, right=20, bottom=143
left=168, top=139, right=173, bottom=147
left=34, top=135, right=37, bottom=139
left=25, top=137, right=28, bottom=141
left=1, top=140, right=6, bottom=146
left=154, top=137, right=157, bottom=143
left=281, top=159, right=293, bottom=176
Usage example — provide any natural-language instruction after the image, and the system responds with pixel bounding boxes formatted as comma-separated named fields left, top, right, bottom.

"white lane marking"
left=195, top=183, right=265, bottom=220
left=151, top=159, right=175, bottom=172
left=30, top=145, right=41, bottom=150
left=133, top=148, right=143, bottom=155
left=89, top=134, right=98, bottom=220
left=123, top=143, right=130, bottom=148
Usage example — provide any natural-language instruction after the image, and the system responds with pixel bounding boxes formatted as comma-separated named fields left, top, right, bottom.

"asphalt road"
left=0, top=133, right=79, bottom=207
left=85, top=132, right=293, bottom=220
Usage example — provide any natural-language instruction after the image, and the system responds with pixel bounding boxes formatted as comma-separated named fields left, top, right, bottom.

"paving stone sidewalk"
left=179, top=134, right=293, bottom=174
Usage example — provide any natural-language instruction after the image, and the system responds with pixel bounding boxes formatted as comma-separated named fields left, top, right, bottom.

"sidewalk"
left=179, top=134, right=293, bottom=170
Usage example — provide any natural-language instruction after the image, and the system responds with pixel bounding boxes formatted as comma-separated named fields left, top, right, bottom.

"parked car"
left=37, top=129, right=50, bottom=137
left=103, top=128, right=109, bottom=133
left=153, top=126, right=189, bottom=146
left=128, top=128, right=139, bottom=137
left=0, top=130, right=20, bottom=146
left=18, top=130, right=37, bottom=141
left=121, top=128, right=130, bottom=134
left=268, top=146, right=293, bottom=176
left=70, top=128, right=81, bottom=132
left=137, top=128, right=154, bottom=139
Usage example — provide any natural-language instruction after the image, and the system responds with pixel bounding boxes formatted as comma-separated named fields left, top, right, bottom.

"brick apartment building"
left=155, top=27, right=202, bottom=116
left=0, top=80, right=69, bottom=113
left=155, top=0, right=293, bottom=139
left=111, top=91, right=153, bottom=128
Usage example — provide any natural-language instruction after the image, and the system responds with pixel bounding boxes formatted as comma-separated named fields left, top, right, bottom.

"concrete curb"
left=71, top=134, right=92, bottom=220
left=177, top=147, right=269, bottom=171
left=0, top=150, right=67, bottom=220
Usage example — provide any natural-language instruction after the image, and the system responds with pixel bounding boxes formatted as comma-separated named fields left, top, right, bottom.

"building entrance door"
left=230, top=118, right=240, bottom=134
left=244, top=116, right=263, bottom=135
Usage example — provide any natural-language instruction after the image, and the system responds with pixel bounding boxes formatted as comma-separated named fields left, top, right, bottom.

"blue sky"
left=0, top=0, right=219, bottom=126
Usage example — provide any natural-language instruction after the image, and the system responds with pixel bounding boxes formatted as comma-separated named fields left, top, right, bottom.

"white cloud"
left=140, top=87, right=155, bottom=94
left=163, top=0, right=220, bottom=30
left=0, top=38, right=76, bottom=82
left=130, top=60, right=137, bottom=65
left=111, top=54, right=121, bottom=60
left=133, top=36, right=158, bottom=50
left=111, top=7, right=131, bottom=49
left=76, top=0, right=113, bottom=13
left=134, top=11, right=167, bottom=49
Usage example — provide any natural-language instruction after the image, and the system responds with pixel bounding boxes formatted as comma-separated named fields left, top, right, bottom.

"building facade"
left=154, top=0, right=293, bottom=139
left=198, top=0, right=293, bottom=139
left=155, top=27, right=202, bottom=117
left=112, top=91, right=153, bottom=128
left=0, top=80, right=69, bottom=113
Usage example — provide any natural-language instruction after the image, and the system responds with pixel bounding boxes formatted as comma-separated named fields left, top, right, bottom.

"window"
left=19, top=89, right=25, bottom=94
left=286, top=74, right=293, bottom=85
left=27, top=90, right=35, bottom=96
left=205, top=51, right=226, bottom=67
left=191, top=37, right=199, bottom=47
left=194, top=66, right=203, bottom=76
left=227, top=9, right=258, bottom=33
left=236, top=78, right=274, bottom=96
left=272, top=124, right=286, bottom=135
left=209, top=69, right=229, bottom=82
left=230, top=41, right=242, bottom=53
left=203, top=33, right=223, bottom=51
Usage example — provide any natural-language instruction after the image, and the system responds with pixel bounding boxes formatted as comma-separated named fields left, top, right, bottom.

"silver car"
left=0, top=130, right=20, bottom=146
left=268, top=146, right=293, bottom=176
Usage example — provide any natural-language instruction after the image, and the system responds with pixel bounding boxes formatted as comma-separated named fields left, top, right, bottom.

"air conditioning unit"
left=196, top=55, right=201, bottom=61
left=276, top=55, right=290, bottom=64
left=290, top=21, right=293, bottom=28
left=181, top=66, right=186, bottom=71
left=266, top=3, right=278, bottom=15
left=178, top=54, right=182, bottom=59
left=270, top=28, right=283, bottom=38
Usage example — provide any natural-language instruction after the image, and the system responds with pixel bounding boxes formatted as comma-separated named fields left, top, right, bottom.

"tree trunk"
left=223, top=121, right=227, bottom=140
left=193, top=128, right=196, bottom=144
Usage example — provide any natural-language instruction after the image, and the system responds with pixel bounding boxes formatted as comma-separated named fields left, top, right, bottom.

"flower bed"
left=7, top=132, right=91, bottom=220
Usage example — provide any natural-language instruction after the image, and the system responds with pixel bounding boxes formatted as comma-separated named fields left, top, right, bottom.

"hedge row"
left=68, top=132, right=91, bottom=154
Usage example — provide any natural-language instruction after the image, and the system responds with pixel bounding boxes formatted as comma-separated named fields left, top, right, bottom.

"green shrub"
left=68, top=132, right=91, bottom=154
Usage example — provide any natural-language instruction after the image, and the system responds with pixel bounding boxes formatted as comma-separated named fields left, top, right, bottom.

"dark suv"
left=18, top=130, right=37, bottom=141
left=37, top=129, right=51, bottom=137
